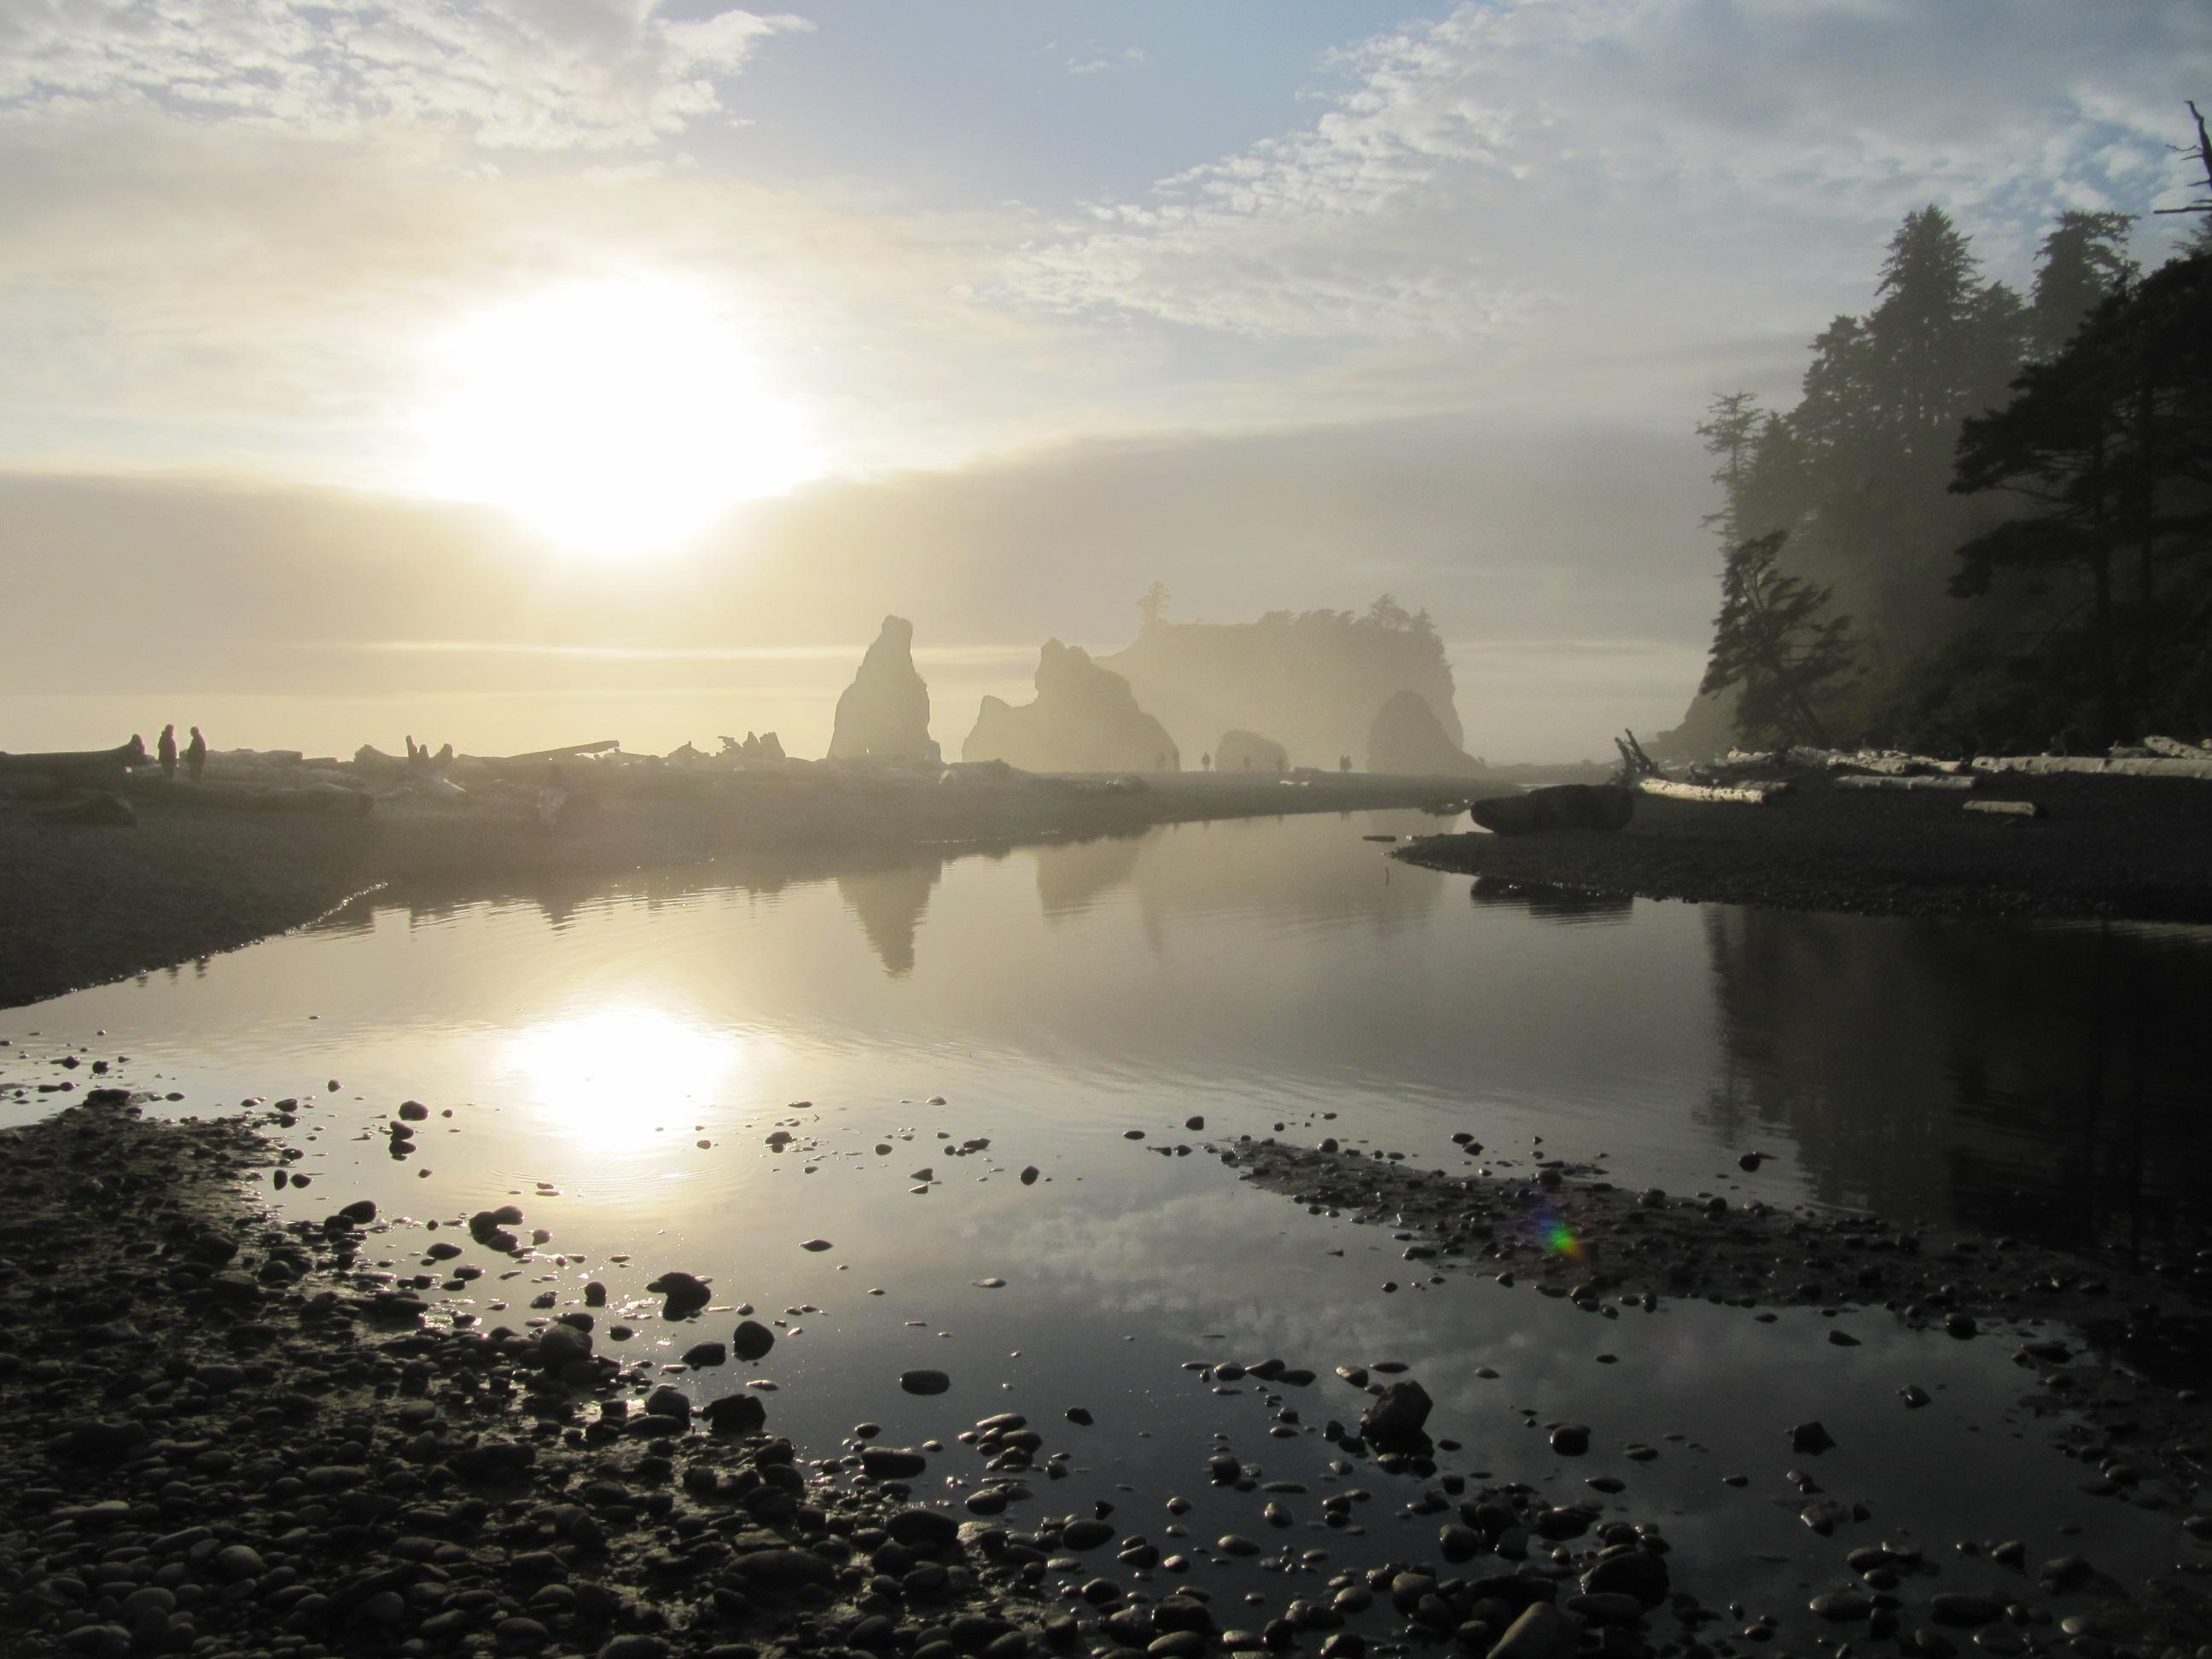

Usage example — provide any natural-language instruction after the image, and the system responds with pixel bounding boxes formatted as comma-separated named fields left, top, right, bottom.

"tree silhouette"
left=1137, top=581, right=1170, bottom=632
left=1700, top=531, right=1859, bottom=748
left=2029, top=211, right=2138, bottom=359
left=1953, top=247, right=2212, bottom=741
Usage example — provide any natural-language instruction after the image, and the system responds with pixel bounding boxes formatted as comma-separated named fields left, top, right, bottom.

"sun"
left=416, top=276, right=820, bottom=557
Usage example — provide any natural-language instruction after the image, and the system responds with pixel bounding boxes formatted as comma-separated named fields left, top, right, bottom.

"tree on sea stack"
left=1138, top=581, right=1171, bottom=632
left=1701, top=530, right=1860, bottom=748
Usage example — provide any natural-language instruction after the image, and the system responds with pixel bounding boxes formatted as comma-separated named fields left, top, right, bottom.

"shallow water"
left=5, top=810, right=2209, bottom=1635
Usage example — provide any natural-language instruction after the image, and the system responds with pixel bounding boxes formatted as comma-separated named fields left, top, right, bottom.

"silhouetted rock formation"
left=1103, top=608, right=1463, bottom=769
left=1215, top=730, right=1288, bottom=772
left=829, top=617, right=939, bottom=765
left=963, top=641, right=1180, bottom=773
left=1367, top=690, right=1483, bottom=776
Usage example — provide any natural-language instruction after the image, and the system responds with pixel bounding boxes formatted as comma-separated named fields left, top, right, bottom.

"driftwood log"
left=1972, top=754, right=2212, bottom=781
left=1636, top=777, right=1785, bottom=806
left=1833, top=773, right=1976, bottom=793
left=0, top=737, right=154, bottom=780
left=2145, top=736, right=2212, bottom=761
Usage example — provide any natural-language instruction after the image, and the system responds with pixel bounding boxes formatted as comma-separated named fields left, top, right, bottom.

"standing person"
left=184, top=725, right=207, bottom=782
left=157, top=725, right=178, bottom=779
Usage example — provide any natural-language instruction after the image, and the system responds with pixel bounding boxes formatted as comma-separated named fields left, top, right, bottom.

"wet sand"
left=0, top=771, right=1482, bottom=1010
left=1394, top=773, right=2212, bottom=925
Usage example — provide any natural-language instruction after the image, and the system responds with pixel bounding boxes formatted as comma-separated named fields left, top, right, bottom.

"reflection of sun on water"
left=416, top=275, right=820, bottom=558
left=504, top=1004, right=744, bottom=1154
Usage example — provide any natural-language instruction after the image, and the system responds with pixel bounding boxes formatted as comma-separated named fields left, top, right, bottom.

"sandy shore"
left=0, top=770, right=1484, bottom=1010
left=1394, top=772, right=2212, bottom=925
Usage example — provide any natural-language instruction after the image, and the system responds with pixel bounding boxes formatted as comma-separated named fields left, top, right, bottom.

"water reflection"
left=15, top=812, right=2212, bottom=1258
left=836, top=858, right=943, bottom=976
left=501, top=1003, right=751, bottom=1153
left=1700, top=907, right=2212, bottom=1254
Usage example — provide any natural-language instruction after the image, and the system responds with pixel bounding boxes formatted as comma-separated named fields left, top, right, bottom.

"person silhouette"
left=184, top=725, right=207, bottom=782
left=157, top=725, right=178, bottom=780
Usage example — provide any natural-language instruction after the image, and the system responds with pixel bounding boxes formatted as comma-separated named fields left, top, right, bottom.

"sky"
left=2, top=0, right=2208, bottom=762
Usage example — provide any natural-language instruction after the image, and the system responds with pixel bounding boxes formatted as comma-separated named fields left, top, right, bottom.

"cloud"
left=1009, top=0, right=2212, bottom=358
left=1064, top=46, right=1149, bottom=79
left=0, top=0, right=810, bottom=150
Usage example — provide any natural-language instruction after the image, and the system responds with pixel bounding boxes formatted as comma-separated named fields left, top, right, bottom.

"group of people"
left=155, top=723, right=207, bottom=781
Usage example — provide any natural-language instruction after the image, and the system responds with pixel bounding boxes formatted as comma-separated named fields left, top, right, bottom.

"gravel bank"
left=1394, top=773, right=2212, bottom=924
left=1225, top=1131, right=2212, bottom=1652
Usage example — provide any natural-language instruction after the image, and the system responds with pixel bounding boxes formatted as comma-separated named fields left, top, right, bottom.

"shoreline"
left=1394, top=771, right=2212, bottom=926
left=0, top=771, right=1484, bottom=1010
left=5, top=1091, right=2208, bottom=1658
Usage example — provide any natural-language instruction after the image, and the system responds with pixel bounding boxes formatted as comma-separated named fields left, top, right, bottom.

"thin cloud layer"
left=1011, top=0, right=2209, bottom=347
left=0, top=0, right=806, bottom=150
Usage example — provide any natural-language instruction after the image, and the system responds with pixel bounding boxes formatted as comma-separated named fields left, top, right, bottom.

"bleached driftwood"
left=2145, top=736, right=2212, bottom=760
left=1972, top=754, right=2212, bottom=781
left=1784, top=746, right=1965, bottom=775
left=1637, top=777, right=1785, bottom=806
left=1965, top=799, right=2040, bottom=818
left=1833, top=772, right=1976, bottom=792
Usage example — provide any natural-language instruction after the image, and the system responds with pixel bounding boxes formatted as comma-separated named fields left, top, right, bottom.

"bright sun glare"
left=416, top=276, right=819, bottom=557
left=503, top=1002, right=746, bottom=1153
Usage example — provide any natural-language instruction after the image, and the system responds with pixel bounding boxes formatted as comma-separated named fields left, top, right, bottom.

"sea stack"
left=963, top=640, right=1180, bottom=772
left=1365, top=690, right=1482, bottom=776
left=1214, top=730, right=1289, bottom=773
left=829, top=616, right=940, bottom=764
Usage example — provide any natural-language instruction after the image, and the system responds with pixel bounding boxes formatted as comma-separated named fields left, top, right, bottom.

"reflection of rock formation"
left=963, top=642, right=1180, bottom=772
left=1699, top=908, right=2212, bottom=1254
left=1103, top=611, right=1463, bottom=769
left=1366, top=691, right=1482, bottom=776
left=835, top=857, right=943, bottom=976
left=829, top=617, right=940, bottom=764
left=1214, top=730, right=1287, bottom=772
left=1033, top=835, right=1146, bottom=921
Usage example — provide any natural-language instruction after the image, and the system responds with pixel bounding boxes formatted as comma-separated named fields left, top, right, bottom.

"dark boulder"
left=1359, top=1380, right=1433, bottom=1450
left=1470, top=784, right=1634, bottom=835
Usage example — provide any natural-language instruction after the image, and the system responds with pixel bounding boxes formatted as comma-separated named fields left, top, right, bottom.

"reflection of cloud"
left=503, top=1001, right=746, bottom=1151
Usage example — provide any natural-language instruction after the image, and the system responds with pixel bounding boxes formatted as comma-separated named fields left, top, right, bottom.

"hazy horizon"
left=4, top=1, right=2206, bottom=762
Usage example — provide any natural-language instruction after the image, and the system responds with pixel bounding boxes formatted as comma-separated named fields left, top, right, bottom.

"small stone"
left=212, top=1544, right=267, bottom=1581
left=1359, top=1380, right=1433, bottom=1449
left=1487, top=1602, right=1577, bottom=1659
left=732, top=1319, right=776, bottom=1361
left=862, top=1447, right=929, bottom=1479
left=1931, top=1594, right=2006, bottom=1628
left=1790, top=1420, right=1836, bottom=1454
left=1811, top=1591, right=1871, bottom=1622
left=900, top=1368, right=952, bottom=1395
